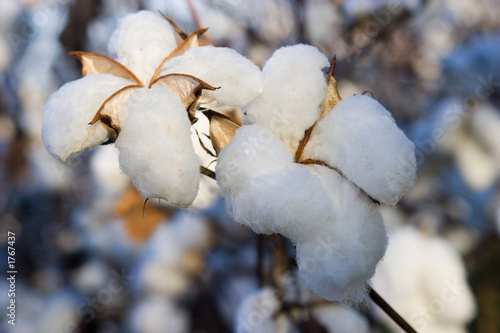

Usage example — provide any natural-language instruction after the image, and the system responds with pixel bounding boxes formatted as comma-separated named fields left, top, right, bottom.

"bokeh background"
left=1, top=0, right=500, bottom=332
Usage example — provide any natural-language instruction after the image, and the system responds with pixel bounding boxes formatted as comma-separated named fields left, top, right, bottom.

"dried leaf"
left=113, top=186, right=171, bottom=244
left=319, top=57, right=341, bottom=120
left=89, top=84, right=142, bottom=131
left=70, top=51, right=143, bottom=85
left=160, top=12, right=188, bottom=40
left=149, top=28, right=207, bottom=86
left=205, top=110, right=241, bottom=154
left=153, top=73, right=217, bottom=112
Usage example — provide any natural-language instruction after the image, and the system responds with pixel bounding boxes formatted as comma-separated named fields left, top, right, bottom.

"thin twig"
left=369, top=287, right=417, bottom=333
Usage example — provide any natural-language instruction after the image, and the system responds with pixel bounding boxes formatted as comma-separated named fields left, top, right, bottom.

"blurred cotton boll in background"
left=372, top=225, right=476, bottom=332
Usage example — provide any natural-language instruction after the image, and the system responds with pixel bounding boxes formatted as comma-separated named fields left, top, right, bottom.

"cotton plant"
left=42, top=10, right=262, bottom=207
left=216, top=44, right=416, bottom=302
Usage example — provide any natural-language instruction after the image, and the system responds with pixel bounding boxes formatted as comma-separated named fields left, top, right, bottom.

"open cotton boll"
left=42, top=74, right=132, bottom=162
left=217, top=125, right=334, bottom=242
left=296, top=165, right=387, bottom=303
left=115, top=85, right=200, bottom=206
left=245, top=44, right=329, bottom=153
left=235, top=288, right=292, bottom=333
left=304, top=95, right=416, bottom=205
left=108, top=10, right=178, bottom=84
left=160, top=45, right=263, bottom=108
left=313, top=305, right=369, bottom=333
left=128, top=296, right=189, bottom=333
left=372, top=226, right=475, bottom=332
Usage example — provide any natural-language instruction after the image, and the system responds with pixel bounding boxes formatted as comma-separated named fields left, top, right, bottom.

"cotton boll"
left=42, top=74, right=132, bottom=162
left=115, top=85, right=200, bottom=206
left=128, top=296, right=189, bottom=333
left=217, top=125, right=335, bottom=242
left=246, top=44, right=329, bottom=153
left=160, top=45, right=263, bottom=109
left=304, top=95, right=416, bottom=205
left=235, top=288, right=292, bottom=333
left=372, top=226, right=476, bottom=332
left=108, top=10, right=178, bottom=84
left=296, top=165, right=387, bottom=303
left=313, top=305, right=369, bottom=333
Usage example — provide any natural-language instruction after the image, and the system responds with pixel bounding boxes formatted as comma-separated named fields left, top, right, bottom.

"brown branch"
left=200, top=165, right=216, bottom=180
left=369, top=287, right=417, bottom=333
left=299, top=159, right=380, bottom=205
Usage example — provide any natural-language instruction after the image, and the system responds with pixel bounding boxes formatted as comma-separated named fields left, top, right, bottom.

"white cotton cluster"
left=160, top=45, right=263, bottom=109
left=115, top=85, right=200, bottom=207
left=303, top=95, right=417, bottom=205
left=371, top=226, right=476, bottom=333
left=128, top=296, right=189, bottom=333
left=245, top=44, right=329, bottom=153
left=217, top=44, right=416, bottom=302
left=137, top=213, right=212, bottom=297
left=43, top=10, right=263, bottom=207
left=42, top=74, right=131, bottom=162
left=430, top=99, right=499, bottom=190
left=108, top=10, right=178, bottom=84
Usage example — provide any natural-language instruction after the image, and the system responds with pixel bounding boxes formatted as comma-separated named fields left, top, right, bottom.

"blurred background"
left=1, top=0, right=499, bottom=332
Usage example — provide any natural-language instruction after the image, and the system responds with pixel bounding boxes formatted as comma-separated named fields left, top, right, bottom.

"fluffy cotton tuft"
left=304, top=95, right=417, bottom=205
left=217, top=124, right=334, bottom=243
left=217, top=126, right=387, bottom=302
left=160, top=45, right=263, bottom=109
left=296, top=166, right=387, bottom=302
left=42, top=74, right=132, bottom=162
left=245, top=44, right=329, bottom=153
left=115, top=85, right=200, bottom=206
left=108, top=10, right=178, bottom=84
left=371, top=226, right=476, bottom=332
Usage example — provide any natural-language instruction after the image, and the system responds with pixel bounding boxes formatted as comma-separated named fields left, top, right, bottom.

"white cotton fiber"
left=235, top=288, right=292, bottom=333
left=108, top=10, right=178, bottom=84
left=313, top=305, right=370, bottom=333
left=371, top=226, right=476, bottom=332
left=296, top=165, right=387, bottom=303
left=160, top=45, right=263, bottom=108
left=245, top=44, right=329, bottom=153
left=115, top=85, right=200, bottom=206
left=304, top=95, right=416, bottom=205
left=217, top=125, right=335, bottom=242
left=42, top=74, right=131, bottom=162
